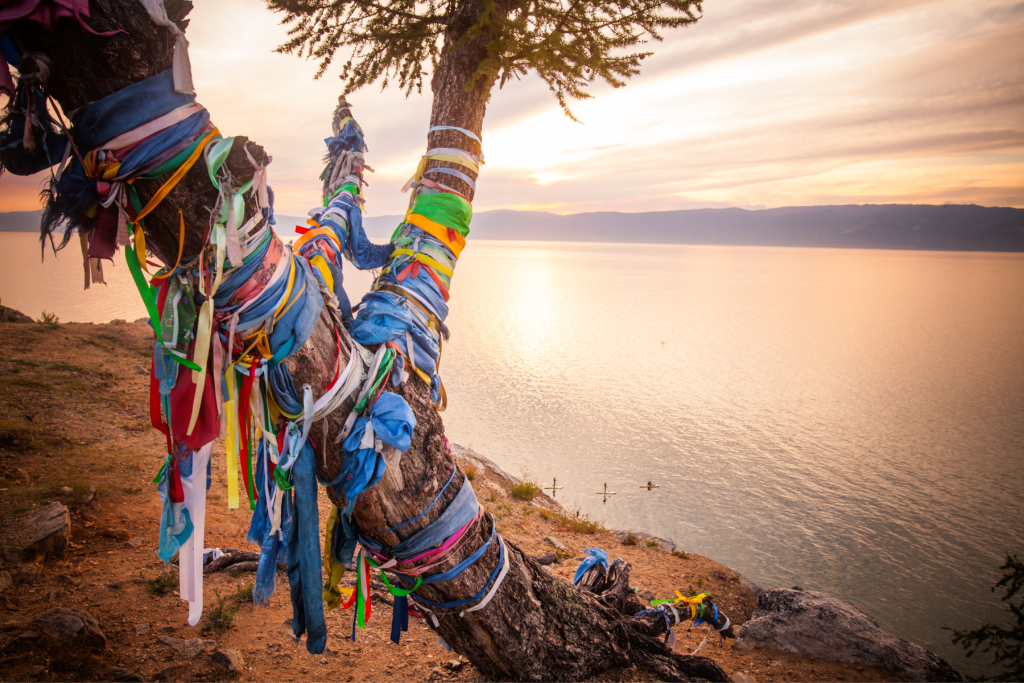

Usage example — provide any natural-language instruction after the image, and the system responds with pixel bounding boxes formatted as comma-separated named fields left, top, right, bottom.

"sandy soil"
left=0, top=320, right=899, bottom=682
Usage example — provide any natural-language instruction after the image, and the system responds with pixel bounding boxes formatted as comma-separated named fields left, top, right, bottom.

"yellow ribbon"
left=392, top=248, right=454, bottom=278
left=406, top=213, right=466, bottom=257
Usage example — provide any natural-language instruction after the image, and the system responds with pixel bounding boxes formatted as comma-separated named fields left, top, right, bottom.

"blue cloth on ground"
left=573, top=547, right=609, bottom=585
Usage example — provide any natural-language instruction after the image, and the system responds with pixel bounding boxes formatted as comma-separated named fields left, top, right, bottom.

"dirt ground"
left=0, top=320, right=899, bottom=682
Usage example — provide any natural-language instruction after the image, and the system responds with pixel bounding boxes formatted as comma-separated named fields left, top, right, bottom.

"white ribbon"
left=460, top=536, right=510, bottom=617
left=137, top=0, right=195, bottom=94
left=178, top=442, right=213, bottom=626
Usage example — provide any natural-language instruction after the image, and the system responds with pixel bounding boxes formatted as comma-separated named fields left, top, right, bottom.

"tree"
left=2, top=1, right=730, bottom=680
left=948, top=554, right=1024, bottom=681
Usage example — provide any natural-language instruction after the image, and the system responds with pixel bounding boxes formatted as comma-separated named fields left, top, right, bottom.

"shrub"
left=37, top=310, right=59, bottom=325
left=672, top=550, right=690, bottom=560
left=145, top=569, right=178, bottom=595
left=623, top=532, right=639, bottom=546
left=511, top=479, right=541, bottom=501
left=556, top=507, right=605, bottom=534
left=464, top=464, right=478, bottom=481
left=204, top=590, right=238, bottom=633
left=646, top=540, right=660, bottom=548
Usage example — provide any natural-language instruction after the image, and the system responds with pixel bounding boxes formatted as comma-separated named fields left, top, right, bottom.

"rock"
left=162, top=626, right=176, bottom=633
left=134, top=623, right=150, bottom=635
left=104, top=667, right=144, bottom=682
left=320, top=658, right=328, bottom=665
left=31, top=608, right=107, bottom=649
left=0, top=571, right=11, bottom=591
left=14, top=570, right=45, bottom=585
left=59, top=486, right=73, bottom=496
left=153, top=665, right=183, bottom=682
left=732, top=674, right=756, bottom=683
left=735, top=589, right=962, bottom=682
left=637, top=588, right=655, bottom=601
left=12, top=630, right=43, bottom=643
left=126, top=538, right=144, bottom=549
left=445, top=659, right=464, bottom=671
left=544, top=536, right=567, bottom=552
left=0, top=546, right=25, bottom=565
left=108, top=581, right=124, bottom=590
left=5, top=503, right=70, bottom=560
left=27, top=664, right=47, bottom=679
left=157, top=635, right=210, bottom=660
left=0, top=305, right=33, bottom=323
left=431, top=666, right=449, bottom=678
left=211, top=649, right=244, bottom=672
left=100, top=528, right=131, bottom=541
left=46, top=589, right=65, bottom=601
left=1, top=593, right=19, bottom=611
left=535, top=552, right=560, bottom=565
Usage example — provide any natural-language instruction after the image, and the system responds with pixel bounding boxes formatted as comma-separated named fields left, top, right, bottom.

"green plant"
left=697, top=576, right=704, bottom=588
left=145, top=569, right=179, bottom=595
left=464, top=464, right=478, bottom=481
left=539, top=509, right=552, bottom=520
left=623, top=532, right=639, bottom=546
left=646, top=540, right=660, bottom=548
left=204, top=589, right=238, bottom=633
left=672, top=550, right=690, bottom=560
left=37, top=310, right=59, bottom=324
left=947, top=554, right=1024, bottom=681
left=512, top=481, right=544, bottom=501
left=488, top=492, right=497, bottom=502
left=556, top=507, right=605, bottom=535
left=230, top=581, right=254, bottom=604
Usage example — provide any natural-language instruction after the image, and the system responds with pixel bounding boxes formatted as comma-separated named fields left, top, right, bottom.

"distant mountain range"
left=4, top=204, right=1022, bottom=251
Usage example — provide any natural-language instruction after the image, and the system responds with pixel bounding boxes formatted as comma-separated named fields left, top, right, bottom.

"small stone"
left=0, top=546, right=26, bottom=565
left=211, top=649, right=244, bottom=672
left=283, top=617, right=293, bottom=626
left=157, top=635, right=208, bottom=660
left=431, top=666, right=449, bottom=678
left=14, top=570, right=46, bottom=585
left=59, top=486, right=73, bottom=496
left=126, top=538, right=144, bottom=549
left=320, top=658, right=328, bottom=665
left=27, top=665, right=47, bottom=679
left=104, top=666, right=143, bottom=682
left=153, top=665, right=183, bottom=682
left=445, top=659, right=464, bottom=671
left=7, top=503, right=70, bottom=560
left=134, top=623, right=150, bottom=635
left=732, top=674, right=756, bottom=683
left=544, top=536, right=567, bottom=552
left=162, top=626, right=176, bottom=633
left=638, top=589, right=655, bottom=601
left=535, top=552, right=559, bottom=565
left=46, top=589, right=65, bottom=601
left=0, top=570, right=12, bottom=591
left=100, top=528, right=130, bottom=541
left=1, top=593, right=19, bottom=611
left=108, top=581, right=124, bottom=590
left=13, top=630, right=43, bottom=643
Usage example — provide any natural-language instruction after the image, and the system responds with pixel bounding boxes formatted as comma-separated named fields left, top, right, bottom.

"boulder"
left=735, top=588, right=961, bottom=682
left=544, top=536, right=567, bottom=552
left=4, top=503, right=70, bottom=560
left=157, top=635, right=211, bottom=660
left=211, top=649, right=244, bottom=672
left=31, top=607, right=107, bottom=649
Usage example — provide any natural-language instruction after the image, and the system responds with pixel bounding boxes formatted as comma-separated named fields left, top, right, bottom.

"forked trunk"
left=7, top=1, right=729, bottom=679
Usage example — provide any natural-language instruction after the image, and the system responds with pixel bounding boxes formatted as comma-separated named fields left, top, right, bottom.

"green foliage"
left=267, top=0, right=702, bottom=119
left=672, top=549, right=690, bottom=560
left=556, top=506, right=605, bottom=534
left=204, top=589, right=239, bottom=633
left=145, top=569, right=179, bottom=595
left=645, top=539, right=660, bottom=548
left=511, top=479, right=541, bottom=501
left=464, top=464, right=478, bottom=481
left=947, top=554, right=1024, bottom=681
left=623, top=531, right=639, bottom=546
left=37, top=310, right=59, bottom=324
left=231, top=581, right=255, bottom=604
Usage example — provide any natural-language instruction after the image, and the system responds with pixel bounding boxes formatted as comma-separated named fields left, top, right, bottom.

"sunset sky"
left=0, top=0, right=1021, bottom=217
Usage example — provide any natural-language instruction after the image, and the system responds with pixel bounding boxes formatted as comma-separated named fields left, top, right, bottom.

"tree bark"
left=8, top=2, right=730, bottom=680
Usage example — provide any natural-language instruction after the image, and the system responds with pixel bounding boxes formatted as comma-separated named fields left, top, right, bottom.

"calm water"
left=2, top=232, right=1023, bottom=676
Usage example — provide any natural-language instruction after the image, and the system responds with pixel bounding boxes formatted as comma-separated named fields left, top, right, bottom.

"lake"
left=2, top=231, right=1022, bottom=677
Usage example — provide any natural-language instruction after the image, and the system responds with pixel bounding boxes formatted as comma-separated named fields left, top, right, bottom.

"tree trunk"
left=8, top=2, right=730, bottom=680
